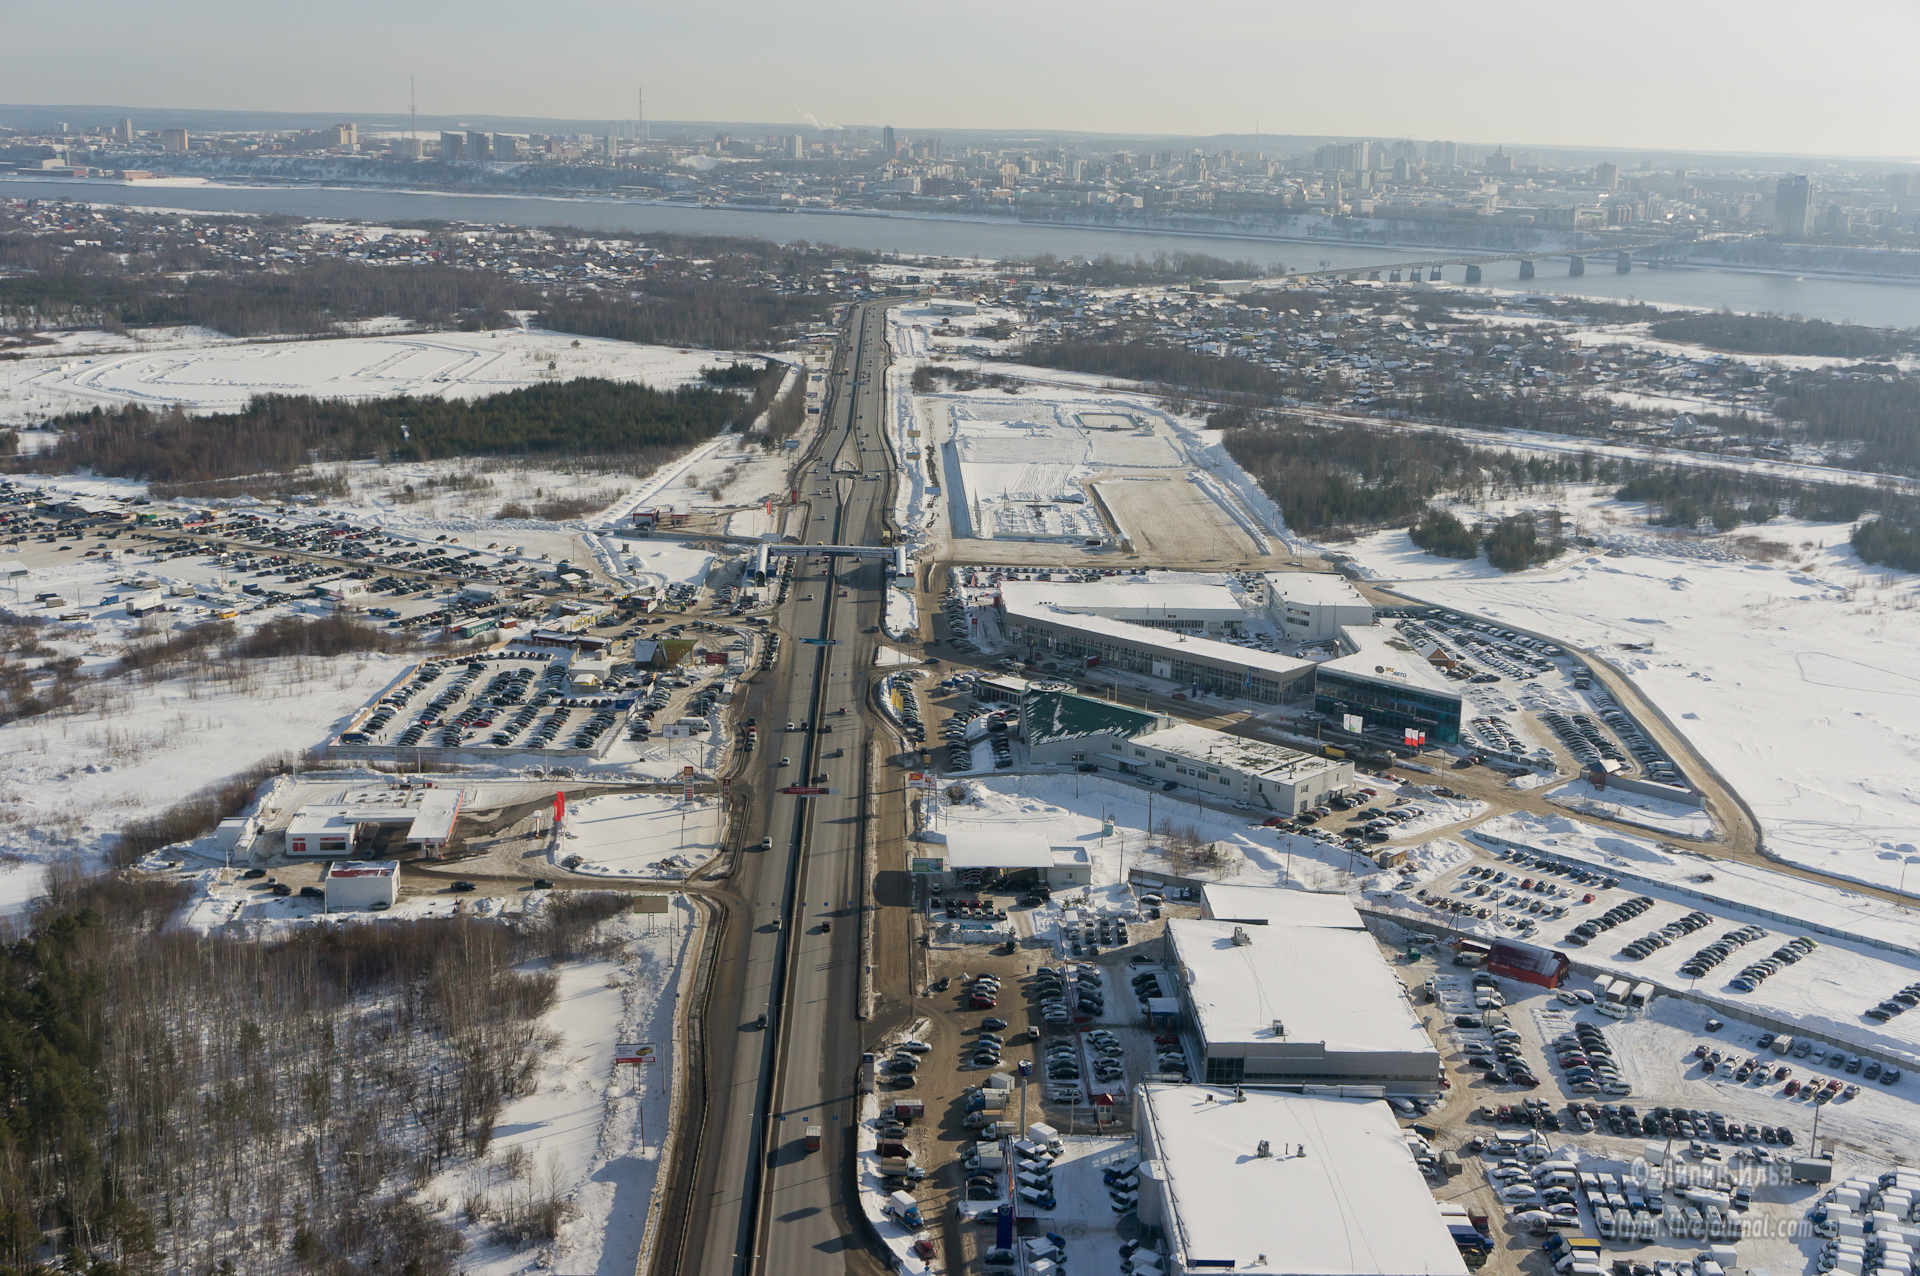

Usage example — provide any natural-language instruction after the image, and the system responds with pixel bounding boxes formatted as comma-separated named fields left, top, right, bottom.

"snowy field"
left=555, top=792, right=721, bottom=879
left=1382, top=533, right=1920, bottom=895
left=0, top=326, right=741, bottom=422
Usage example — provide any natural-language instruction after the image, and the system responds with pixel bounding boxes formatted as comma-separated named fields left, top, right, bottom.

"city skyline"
left=3, top=0, right=1917, bottom=160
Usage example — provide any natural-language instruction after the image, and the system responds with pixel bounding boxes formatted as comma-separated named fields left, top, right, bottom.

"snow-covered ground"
left=555, top=792, right=721, bottom=879
left=432, top=900, right=696, bottom=1276
left=0, top=648, right=412, bottom=904
left=1381, top=534, right=1920, bottom=895
left=0, top=326, right=741, bottom=423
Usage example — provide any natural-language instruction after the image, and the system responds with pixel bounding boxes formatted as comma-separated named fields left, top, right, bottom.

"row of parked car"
left=1563, top=894, right=1657, bottom=947
left=1034, top=964, right=1102, bottom=1030
left=1864, top=979, right=1920, bottom=1024
left=1591, top=691, right=1683, bottom=785
left=1678, top=925, right=1769, bottom=979
left=939, top=591, right=982, bottom=655
left=1617, top=909, right=1715, bottom=961
left=1541, top=707, right=1630, bottom=771
left=1728, top=934, right=1818, bottom=993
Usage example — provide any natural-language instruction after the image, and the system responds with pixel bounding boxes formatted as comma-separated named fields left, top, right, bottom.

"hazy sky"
left=4, top=0, right=1916, bottom=158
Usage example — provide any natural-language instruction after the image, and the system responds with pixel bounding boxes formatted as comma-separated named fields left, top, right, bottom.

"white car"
left=1499, top=1184, right=1541, bottom=1203
left=897, top=1039, right=932, bottom=1054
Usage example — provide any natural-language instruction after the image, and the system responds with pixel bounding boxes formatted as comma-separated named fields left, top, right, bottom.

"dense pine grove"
left=1649, top=312, right=1917, bottom=359
left=13, top=377, right=757, bottom=485
left=1408, top=508, right=1478, bottom=558
left=1852, top=519, right=1920, bottom=572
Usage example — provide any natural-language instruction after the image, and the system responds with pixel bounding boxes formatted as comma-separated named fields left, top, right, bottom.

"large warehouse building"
left=1134, top=1085, right=1468, bottom=1276
left=1163, top=912, right=1441, bottom=1094
left=997, top=576, right=1317, bottom=705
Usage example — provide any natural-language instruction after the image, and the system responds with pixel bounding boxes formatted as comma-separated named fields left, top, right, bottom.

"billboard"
left=910, top=857, right=945, bottom=874
left=615, top=1042, right=658, bottom=1065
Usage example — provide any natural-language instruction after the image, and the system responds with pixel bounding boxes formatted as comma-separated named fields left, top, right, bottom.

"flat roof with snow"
left=324, top=861, right=398, bottom=880
left=1000, top=572, right=1249, bottom=623
left=1267, top=571, right=1370, bottom=610
left=1166, top=918, right=1433, bottom=1057
left=932, top=828, right=1092, bottom=872
left=1001, top=595, right=1315, bottom=682
left=1201, top=884, right=1365, bottom=930
left=1139, top=1085, right=1467, bottom=1276
left=1129, top=721, right=1347, bottom=785
left=1318, top=624, right=1461, bottom=698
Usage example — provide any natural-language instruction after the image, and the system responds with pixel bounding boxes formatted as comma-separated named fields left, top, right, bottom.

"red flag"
left=554, top=791, right=565, bottom=822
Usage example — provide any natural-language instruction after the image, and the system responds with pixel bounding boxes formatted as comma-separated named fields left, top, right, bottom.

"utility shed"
left=1134, top=1084, right=1468, bottom=1276
left=322, top=861, right=399, bottom=910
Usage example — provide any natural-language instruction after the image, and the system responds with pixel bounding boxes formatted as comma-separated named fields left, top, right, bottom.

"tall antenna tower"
left=638, top=84, right=645, bottom=142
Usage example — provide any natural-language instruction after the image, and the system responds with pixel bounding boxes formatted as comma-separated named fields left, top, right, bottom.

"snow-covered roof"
left=1318, top=625, right=1461, bottom=698
left=1166, top=919, right=1434, bottom=1056
left=1129, top=721, right=1347, bottom=784
left=1200, top=884, right=1365, bottom=930
left=1002, top=597, right=1316, bottom=682
left=1265, top=571, right=1370, bottom=611
left=1000, top=572, right=1247, bottom=623
left=324, top=861, right=398, bottom=880
left=1140, top=1085, right=1468, bottom=1276
left=925, top=827, right=1093, bottom=871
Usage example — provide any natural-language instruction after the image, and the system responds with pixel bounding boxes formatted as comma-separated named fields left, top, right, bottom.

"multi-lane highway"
left=659, top=300, right=898, bottom=1276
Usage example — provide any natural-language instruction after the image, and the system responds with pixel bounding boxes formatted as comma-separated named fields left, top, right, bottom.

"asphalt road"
left=664, top=300, right=898, bottom=1276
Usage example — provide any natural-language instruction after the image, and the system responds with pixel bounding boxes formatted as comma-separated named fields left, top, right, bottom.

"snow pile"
left=1547, top=778, right=1715, bottom=839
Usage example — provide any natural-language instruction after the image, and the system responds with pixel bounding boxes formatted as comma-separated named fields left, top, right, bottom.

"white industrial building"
left=322, top=860, right=400, bottom=911
left=1163, top=917, right=1441, bottom=1094
left=1262, top=572, right=1374, bottom=642
left=1134, top=1085, right=1468, bottom=1276
left=1110, top=722, right=1353, bottom=815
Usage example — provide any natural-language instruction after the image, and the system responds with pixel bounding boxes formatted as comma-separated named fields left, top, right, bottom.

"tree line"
left=1218, top=414, right=1619, bottom=535
left=13, top=377, right=757, bottom=485
left=1650, top=312, right=1917, bottom=359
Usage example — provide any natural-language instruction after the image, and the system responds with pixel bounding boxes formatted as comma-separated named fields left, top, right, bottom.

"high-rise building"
left=1484, top=146, right=1513, bottom=176
left=466, top=130, right=492, bottom=161
left=160, top=129, right=189, bottom=153
left=492, top=134, right=516, bottom=161
left=1424, top=139, right=1457, bottom=167
left=439, top=131, right=465, bottom=161
left=603, top=133, right=618, bottom=160
left=332, top=122, right=357, bottom=147
left=113, top=118, right=134, bottom=144
left=788, top=134, right=804, bottom=161
left=1775, top=174, right=1815, bottom=238
left=1594, top=162, right=1619, bottom=189
left=882, top=125, right=897, bottom=158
